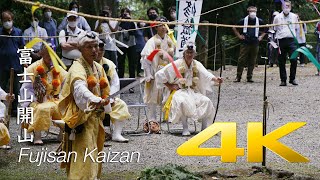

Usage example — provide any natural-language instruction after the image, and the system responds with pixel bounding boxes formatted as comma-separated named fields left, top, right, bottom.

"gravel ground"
left=1, top=63, right=319, bottom=179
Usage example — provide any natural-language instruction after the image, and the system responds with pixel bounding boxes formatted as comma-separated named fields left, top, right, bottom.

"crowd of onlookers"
left=0, top=1, right=177, bottom=116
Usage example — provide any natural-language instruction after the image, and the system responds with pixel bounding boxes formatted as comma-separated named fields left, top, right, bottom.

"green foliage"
left=138, top=164, right=203, bottom=180
left=119, top=0, right=162, bottom=20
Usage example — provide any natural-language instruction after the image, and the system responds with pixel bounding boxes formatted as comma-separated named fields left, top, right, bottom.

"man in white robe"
left=155, top=41, right=223, bottom=136
left=141, top=16, right=174, bottom=121
left=96, top=41, right=131, bottom=142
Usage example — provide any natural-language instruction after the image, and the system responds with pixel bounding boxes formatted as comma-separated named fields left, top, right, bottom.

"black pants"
left=117, top=46, right=136, bottom=78
left=136, top=51, right=142, bottom=76
left=298, top=43, right=306, bottom=64
left=278, top=38, right=298, bottom=82
left=0, top=69, right=21, bottom=114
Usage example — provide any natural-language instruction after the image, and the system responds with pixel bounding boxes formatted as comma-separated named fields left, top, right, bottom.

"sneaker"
left=289, top=80, right=298, bottom=85
left=233, top=78, right=240, bottom=82
left=279, top=81, right=287, bottom=86
left=300, top=63, right=305, bottom=67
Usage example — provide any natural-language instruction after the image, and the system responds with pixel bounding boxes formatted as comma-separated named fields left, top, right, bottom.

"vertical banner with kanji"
left=176, top=0, right=203, bottom=58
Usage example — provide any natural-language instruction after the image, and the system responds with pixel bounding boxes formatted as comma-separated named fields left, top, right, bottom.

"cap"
left=67, top=10, right=78, bottom=18
left=78, top=31, right=99, bottom=47
left=183, top=41, right=196, bottom=52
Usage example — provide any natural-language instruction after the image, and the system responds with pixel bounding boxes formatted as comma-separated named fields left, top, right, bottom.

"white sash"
left=243, top=16, right=259, bottom=38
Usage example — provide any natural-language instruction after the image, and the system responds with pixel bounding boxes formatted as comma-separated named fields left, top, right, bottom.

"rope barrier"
left=12, top=0, right=320, bottom=29
left=4, top=0, right=320, bottom=41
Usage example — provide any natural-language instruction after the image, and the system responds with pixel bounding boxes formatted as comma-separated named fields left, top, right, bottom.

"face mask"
left=3, top=21, right=13, bottom=29
left=249, top=12, right=257, bottom=19
left=170, top=13, right=176, bottom=19
left=68, top=21, right=77, bottom=28
left=148, top=14, right=158, bottom=20
left=31, top=21, right=38, bottom=27
left=72, top=8, right=78, bottom=12
left=139, top=23, right=146, bottom=27
left=45, top=11, right=52, bottom=18
left=283, top=8, right=291, bottom=15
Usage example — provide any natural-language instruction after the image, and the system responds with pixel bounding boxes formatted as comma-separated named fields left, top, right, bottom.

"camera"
left=104, top=11, right=109, bottom=17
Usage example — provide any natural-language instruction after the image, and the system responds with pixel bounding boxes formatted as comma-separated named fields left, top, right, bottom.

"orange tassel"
left=99, top=77, right=108, bottom=89
left=52, top=79, right=61, bottom=88
left=36, top=65, right=45, bottom=75
left=41, top=78, right=47, bottom=85
left=52, top=68, right=60, bottom=78
left=87, top=76, right=97, bottom=89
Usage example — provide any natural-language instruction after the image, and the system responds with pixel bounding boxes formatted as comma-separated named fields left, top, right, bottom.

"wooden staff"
left=5, top=68, right=14, bottom=129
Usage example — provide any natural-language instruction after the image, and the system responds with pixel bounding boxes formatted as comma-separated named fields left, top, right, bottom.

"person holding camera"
left=232, top=6, right=266, bottom=83
left=117, top=8, right=137, bottom=80
left=94, top=7, right=119, bottom=67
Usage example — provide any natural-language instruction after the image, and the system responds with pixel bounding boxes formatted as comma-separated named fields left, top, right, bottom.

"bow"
left=212, top=29, right=223, bottom=124
left=212, top=63, right=222, bottom=124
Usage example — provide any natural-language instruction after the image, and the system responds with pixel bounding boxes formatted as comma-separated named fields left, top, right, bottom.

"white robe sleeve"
left=110, top=72, right=120, bottom=95
left=196, top=61, right=216, bottom=94
left=0, top=87, right=7, bottom=101
left=73, top=80, right=112, bottom=113
left=73, top=80, right=102, bottom=111
left=155, top=64, right=172, bottom=89
left=140, top=38, right=155, bottom=71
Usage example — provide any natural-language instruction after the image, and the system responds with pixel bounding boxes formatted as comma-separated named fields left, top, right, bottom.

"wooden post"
left=196, top=20, right=209, bottom=68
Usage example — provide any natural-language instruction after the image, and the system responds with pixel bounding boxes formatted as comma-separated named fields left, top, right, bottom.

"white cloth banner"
left=176, top=0, right=203, bottom=58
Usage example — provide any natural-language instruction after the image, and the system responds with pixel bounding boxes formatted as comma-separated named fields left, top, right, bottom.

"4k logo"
left=177, top=122, right=309, bottom=163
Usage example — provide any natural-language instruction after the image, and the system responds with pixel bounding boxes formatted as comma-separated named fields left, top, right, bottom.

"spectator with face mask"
left=296, top=13, right=307, bottom=67
left=0, top=10, right=25, bottom=117
left=116, top=8, right=137, bottom=81
left=94, top=6, right=119, bottom=67
left=23, top=14, right=48, bottom=56
left=232, top=6, right=266, bottom=83
left=39, top=8, right=58, bottom=51
left=135, top=18, right=146, bottom=77
left=144, top=7, right=159, bottom=42
left=58, top=11, right=84, bottom=69
left=273, top=0, right=299, bottom=86
left=57, top=1, right=91, bottom=32
left=167, top=6, right=177, bottom=30
left=268, top=11, right=279, bottom=67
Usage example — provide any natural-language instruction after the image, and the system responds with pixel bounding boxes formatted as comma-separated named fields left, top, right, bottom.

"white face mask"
left=170, top=13, right=176, bottom=19
left=283, top=8, right=291, bottom=15
left=68, top=21, right=77, bottom=28
left=140, top=23, right=146, bottom=27
left=249, top=12, right=257, bottom=19
left=3, top=21, right=13, bottom=29
left=45, top=11, right=52, bottom=18
left=31, top=21, right=38, bottom=27
left=72, top=8, right=78, bottom=12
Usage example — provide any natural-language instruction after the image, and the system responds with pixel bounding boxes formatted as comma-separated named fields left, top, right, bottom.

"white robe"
left=155, top=59, right=216, bottom=123
left=141, top=34, right=174, bottom=104
left=0, top=87, right=7, bottom=118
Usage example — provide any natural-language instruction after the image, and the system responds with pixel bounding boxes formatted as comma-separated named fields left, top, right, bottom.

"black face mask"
left=148, top=14, right=158, bottom=20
